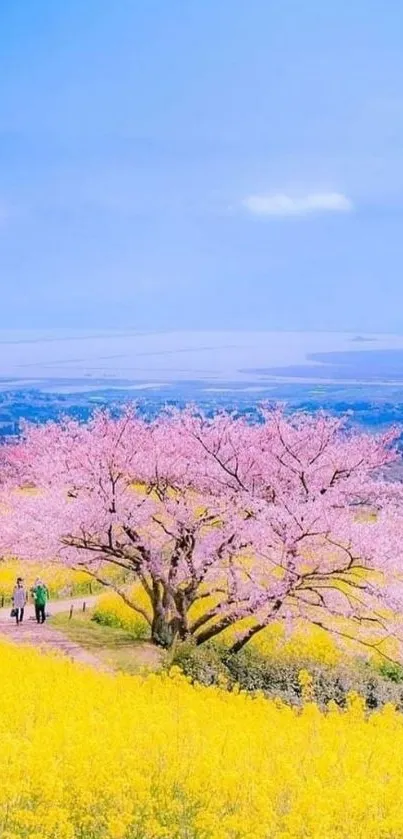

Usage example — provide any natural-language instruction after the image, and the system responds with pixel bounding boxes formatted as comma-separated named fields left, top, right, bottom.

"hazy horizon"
left=2, top=329, right=403, bottom=390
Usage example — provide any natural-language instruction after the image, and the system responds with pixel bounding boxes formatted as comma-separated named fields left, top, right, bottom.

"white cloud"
left=243, top=192, right=353, bottom=217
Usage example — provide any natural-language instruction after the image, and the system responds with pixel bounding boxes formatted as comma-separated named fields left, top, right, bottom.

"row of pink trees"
left=1, top=406, right=403, bottom=652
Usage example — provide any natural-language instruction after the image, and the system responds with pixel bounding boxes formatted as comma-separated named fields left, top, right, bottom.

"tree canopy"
left=1, top=407, right=403, bottom=652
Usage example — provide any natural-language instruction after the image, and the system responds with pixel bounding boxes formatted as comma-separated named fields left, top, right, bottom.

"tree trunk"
left=228, top=600, right=283, bottom=654
left=151, top=612, right=192, bottom=648
left=150, top=588, right=191, bottom=648
left=151, top=611, right=177, bottom=648
left=194, top=612, right=238, bottom=646
left=228, top=622, right=266, bottom=654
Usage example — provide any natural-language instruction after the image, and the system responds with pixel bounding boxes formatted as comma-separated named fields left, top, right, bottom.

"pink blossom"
left=1, top=406, right=402, bottom=653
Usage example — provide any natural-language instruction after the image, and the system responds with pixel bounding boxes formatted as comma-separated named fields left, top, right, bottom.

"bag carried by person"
left=10, top=608, right=17, bottom=618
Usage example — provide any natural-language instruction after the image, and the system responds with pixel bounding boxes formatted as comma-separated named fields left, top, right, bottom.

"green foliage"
left=377, top=660, right=403, bottom=683
left=170, top=642, right=403, bottom=711
left=169, top=640, right=228, bottom=686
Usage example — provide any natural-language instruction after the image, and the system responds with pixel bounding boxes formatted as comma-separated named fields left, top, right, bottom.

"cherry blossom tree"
left=0, top=411, right=256, bottom=647
left=174, top=408, right=403, bottom=653
left=1, top=406, right=403, bottom=654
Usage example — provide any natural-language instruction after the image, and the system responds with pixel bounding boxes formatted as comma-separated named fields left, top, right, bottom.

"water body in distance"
left=1, top=330, right=403, bottom=389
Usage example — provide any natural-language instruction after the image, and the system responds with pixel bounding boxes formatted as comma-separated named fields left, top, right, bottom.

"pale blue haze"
left=1, top=2, right=403, bottom=331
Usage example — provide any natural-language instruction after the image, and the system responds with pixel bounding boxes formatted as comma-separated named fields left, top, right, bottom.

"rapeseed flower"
left=0, top=639, right=401, bottom=837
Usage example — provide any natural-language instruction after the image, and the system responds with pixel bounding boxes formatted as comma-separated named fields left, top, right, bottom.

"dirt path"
left=0, top=597, right=111, bottom=672
left=0, top=595, right=98, bottom=621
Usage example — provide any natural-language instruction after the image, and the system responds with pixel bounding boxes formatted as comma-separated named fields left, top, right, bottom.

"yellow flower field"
left=94, top=581, right=403, bottom=666
left=93, top=586, right=347, bottom=665
left=0, top=639, right=402, bottom=839
left=0, top=560, right=93, bottom=600
left=0, top=559, right=125, bottom=602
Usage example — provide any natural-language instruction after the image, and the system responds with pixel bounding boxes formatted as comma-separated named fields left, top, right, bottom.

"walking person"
left=31, top=578, right=49, bottom=624
left=12, top=577, right=27, bottom=626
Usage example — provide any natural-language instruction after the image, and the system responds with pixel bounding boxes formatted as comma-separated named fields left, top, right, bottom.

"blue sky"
left=1, top=1, right=403, bottom=332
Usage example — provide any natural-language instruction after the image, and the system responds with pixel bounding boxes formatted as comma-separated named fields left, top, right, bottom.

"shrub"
left=377, top=660, right=403, bottom=683
left=169, top=640, right=229, bottom=686
left=171, top=642, right=403, bottom=711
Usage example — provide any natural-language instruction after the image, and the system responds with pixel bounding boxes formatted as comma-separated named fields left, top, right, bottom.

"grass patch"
left=51, top=610, right=165, bottom=674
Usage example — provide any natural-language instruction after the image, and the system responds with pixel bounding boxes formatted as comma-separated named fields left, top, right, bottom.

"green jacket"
left=32, top=584, right=49, bottom=607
